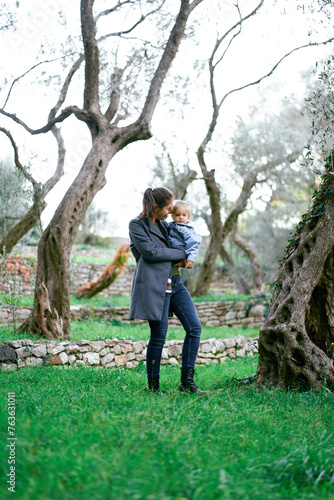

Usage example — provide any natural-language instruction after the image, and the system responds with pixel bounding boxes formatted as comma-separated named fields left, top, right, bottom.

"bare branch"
left=1, top=55, right=71, bottom=110
left=0, top=106, right=80, bottom=134
left=81, top=0, right=101, bottom=115
left=219, top=37, right=334, bottom=108
left=189, top=0, right=205, bottom=12
left=138, top=0, right=203, bottom=128
left=0, top=127, right=38, bottom=187
left=197, top=1, right=264, bottom=167
left=49, top=54, right=85, bottom=120
left=105, top=52, right=138, bottom=123
left=94, top=0, right=134, bottom=22
left=42, top=126, right=66, bottom=197
left=96, top=0, right=166, bottom=40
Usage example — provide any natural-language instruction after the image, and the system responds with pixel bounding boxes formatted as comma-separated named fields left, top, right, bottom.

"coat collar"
left=146, top=217, right=169, bottom=244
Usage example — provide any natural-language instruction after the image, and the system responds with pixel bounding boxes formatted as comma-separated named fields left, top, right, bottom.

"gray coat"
left=129, top=216, right=186, bottom=321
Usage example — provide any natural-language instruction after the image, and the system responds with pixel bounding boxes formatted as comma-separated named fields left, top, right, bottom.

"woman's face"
left=154, top=198, right=173, bottom=220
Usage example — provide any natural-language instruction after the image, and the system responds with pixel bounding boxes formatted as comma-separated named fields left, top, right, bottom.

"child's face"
left=172, top=208, right=190, bottom=224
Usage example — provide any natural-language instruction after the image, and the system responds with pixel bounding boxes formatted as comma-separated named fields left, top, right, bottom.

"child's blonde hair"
left=172, top=200, right=191, bottom=217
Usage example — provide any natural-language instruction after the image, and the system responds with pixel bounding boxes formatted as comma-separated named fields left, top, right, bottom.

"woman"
left=129, top=187, right=204, bottom=394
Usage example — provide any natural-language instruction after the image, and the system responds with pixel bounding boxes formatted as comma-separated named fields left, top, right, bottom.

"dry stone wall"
left=0, top=336, right=258, bottom=371
left=0, top=300, right=267, bottom=328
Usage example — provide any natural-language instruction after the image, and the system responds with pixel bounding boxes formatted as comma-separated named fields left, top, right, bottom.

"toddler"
left=168, top=200, right=202, bottom=269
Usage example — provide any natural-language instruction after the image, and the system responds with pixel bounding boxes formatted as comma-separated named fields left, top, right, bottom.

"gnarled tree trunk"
left=256, top=155, right=334, bottom=391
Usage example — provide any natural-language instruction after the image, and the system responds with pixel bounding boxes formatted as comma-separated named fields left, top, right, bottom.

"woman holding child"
left=129, top=187, right=204, bottom=394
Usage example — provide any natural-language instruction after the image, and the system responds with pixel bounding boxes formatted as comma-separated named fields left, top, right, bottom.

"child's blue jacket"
left=168, top=221, right=202, bottom=262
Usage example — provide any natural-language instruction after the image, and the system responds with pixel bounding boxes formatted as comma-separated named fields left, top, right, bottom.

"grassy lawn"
left=1, top=359, right=334, bottom=499
left=0, top=293, right=261, bottom=309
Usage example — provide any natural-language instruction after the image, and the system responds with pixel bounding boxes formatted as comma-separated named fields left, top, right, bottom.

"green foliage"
left=0, top=158, right=32, bottom=241
left=0, top=361, right=334, bottom=499
left=283, top=150, right=334, bottom=262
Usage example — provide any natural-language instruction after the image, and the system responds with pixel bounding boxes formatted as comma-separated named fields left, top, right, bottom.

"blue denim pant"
left=147, top=275, right=202, bottom=377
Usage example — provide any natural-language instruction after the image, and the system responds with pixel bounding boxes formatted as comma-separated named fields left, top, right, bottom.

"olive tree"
left=0, top=0, right=205, bottom=339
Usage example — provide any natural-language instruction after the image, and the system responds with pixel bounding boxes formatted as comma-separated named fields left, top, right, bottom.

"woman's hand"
left=173, top=259, right=187, bottom=268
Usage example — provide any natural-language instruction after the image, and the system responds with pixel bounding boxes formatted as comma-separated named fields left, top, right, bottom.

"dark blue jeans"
left=147, top=275, right=202, bottom=377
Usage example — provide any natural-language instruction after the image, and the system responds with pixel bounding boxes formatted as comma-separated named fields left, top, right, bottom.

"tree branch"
left=1, top=55, right=71, bottom=110
left=219, top=37, right=334, bottom=108
left=137, top=0, right=204, bottom=129
left=81, top=0, right=101, bottom=116
left=0, top=127, right=38, bottom=187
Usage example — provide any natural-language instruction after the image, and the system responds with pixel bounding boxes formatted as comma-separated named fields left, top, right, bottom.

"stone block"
left=5, top=340, right=23, bottom=348
left=67, top=345, right=79, bottom=354
left=161, top=348, right=168, bottom=359
left=68, top=355, right=76, bottom=365
left=21, top=339, right=34, bottom=346
left=53, top=343, right=66, bottom=355
left=225, top=348, right=236, bottom=358
left=248, top=305, right=265, bottom=317
left=82, top=352, right=100, bottom=365
left=235, top=336, right=247, bottom=348
left=215, top=340, right=225, bottom=353
left=114, top=344, right=122, bottom=355
left=126, top=362, right=133, bottom=369
left=105, top=339, right=119, bottom=346
left=0, top=344, right=17, bottom=362
left=168, top=344, right=182, bottom=357
left=133, top=341, right=147, bottom=354
left=25, top=357, right=43, bottom=367
left=49, top=352, right=68, bottom=365
left=100, top=353, right=115, bottom=366
left=31, top=344, right=47, bottom=358
left=76, top=340, right=91, bottom=346
left=225, top=311, right=236, bottom=321
left=224, top=338, right=236, bottom=348
left=91, top=341, right=105, bottom=352
left=47, top=341, right=58, bottom=354
left=99, top=347, right=110, bottom=357
left=120, top=343, right=132, bottom=354
left=167, top=357, right=179, bottom=365
left=200, top=343, right=212, bottom=353
left=78, top=346, right=92, bottom=353
left=206, top=320, right=220, bottom=327
left=115, top=354, right=128, bottom=367
left=16, top=346, right=32, bottom=359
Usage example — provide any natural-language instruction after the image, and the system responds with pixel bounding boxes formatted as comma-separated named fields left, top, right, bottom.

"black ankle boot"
left=179, top=367, right=205, bottom=394
left=148, top=375, right=160, bottom=393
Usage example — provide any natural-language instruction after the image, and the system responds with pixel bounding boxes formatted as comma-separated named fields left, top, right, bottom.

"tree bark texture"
left=76, top=242, right=130, bottom=298
left=256, top=157, right=334, bottom=391
left=0, top=202, right=45, bottom=255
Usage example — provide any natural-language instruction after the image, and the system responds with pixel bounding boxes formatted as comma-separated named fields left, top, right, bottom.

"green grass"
left=0, top=292, right=263, bottom=310
left=192, top=293, right=252, bottom=303
left=0, top=321, right=259, bottom=344
left=70, top=294, right=131, bottom=308
left=0, top=294, right=34, bottom=307
left=0, top=360, right=334, bottom=499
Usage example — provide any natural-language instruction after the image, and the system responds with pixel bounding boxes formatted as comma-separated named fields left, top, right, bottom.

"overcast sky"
left=0, top=0, right=332, bottom=237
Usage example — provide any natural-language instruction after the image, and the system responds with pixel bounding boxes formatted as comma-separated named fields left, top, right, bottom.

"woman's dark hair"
left=139, top=187, right=173, bottom=220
